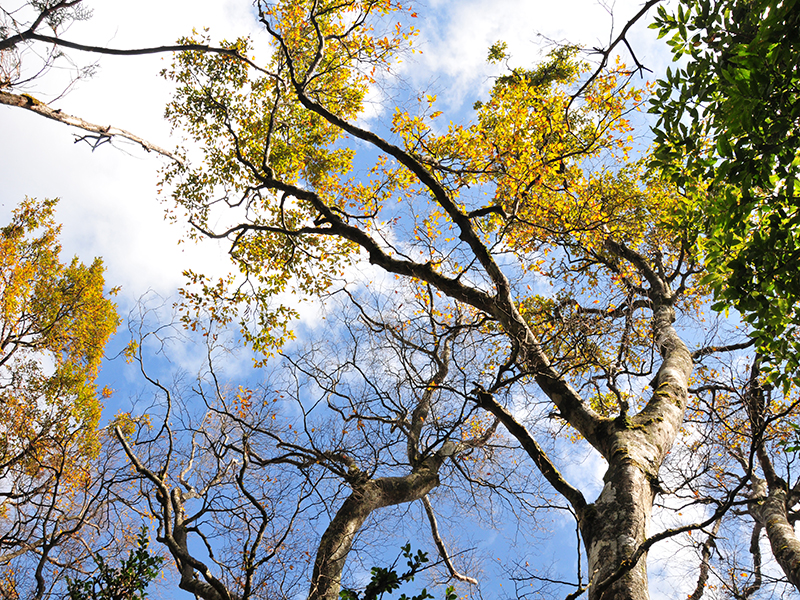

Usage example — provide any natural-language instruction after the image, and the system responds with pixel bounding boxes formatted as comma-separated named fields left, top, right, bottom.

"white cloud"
left=398, top=0, right=662, bottom=113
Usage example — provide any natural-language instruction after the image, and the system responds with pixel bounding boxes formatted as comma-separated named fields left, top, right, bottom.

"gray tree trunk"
left=750, top=478, right=800, bottom=590
left=581, top=458, right=654, bottom=600
left=309, top=459, right=443, bottom=600
left=580, top=304, right=693, bottom=600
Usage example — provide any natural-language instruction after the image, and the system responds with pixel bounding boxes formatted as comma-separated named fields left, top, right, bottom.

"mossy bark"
left=581, top=460, right=655, bottom=600
left=579, top=305, right=693, bottom=600
left=750, top=479, right=800, bottom=590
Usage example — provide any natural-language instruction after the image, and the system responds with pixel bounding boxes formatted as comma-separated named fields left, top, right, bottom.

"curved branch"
left=472, top=388, right=587, bottom=512
left=309, top=459, right=444, bottom=600
left=422, top=495, right=478, bottom=585
left=0, top=33, right=270, bottom=75
left=567, top=0, right=661, bottom=112
left=114, top=427, right=238, bottom=600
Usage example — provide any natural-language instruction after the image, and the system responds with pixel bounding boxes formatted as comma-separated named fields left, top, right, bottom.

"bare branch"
left=0, top=90, right=181, bottom=163
left=687, top=519, right=721, bottom=600
left=568, top=0, right=661, bottom=111
left=422, top=495, right=478, bottom=585
left=692, top=340, right=754, bottom=360
left=473, top=388, right=587, bottom=512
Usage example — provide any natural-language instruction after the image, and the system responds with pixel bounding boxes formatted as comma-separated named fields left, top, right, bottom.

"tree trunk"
left=579, top=305, right=693, bottom=600
left=580, top=453, right=655, bottom=600
left=309, top=461, right=442, bottom=600
left=750, top=478, right=800, bottom=590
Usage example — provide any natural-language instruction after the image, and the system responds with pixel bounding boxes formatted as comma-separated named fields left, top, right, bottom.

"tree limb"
left=691, top=340, right=754, bottom=360
left=421, top=495, right=478, bottom=585
left=0, top=90, right=181, bottom=163
left=0, top=33, right=270, bottom=75
left=567, top=0, right=661, bottom=112
left=472, top=388, right=587, bottom=512
left=687, top=519, right=721, bottom=600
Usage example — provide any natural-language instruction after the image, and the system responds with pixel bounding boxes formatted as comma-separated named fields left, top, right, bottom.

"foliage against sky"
left=151, top=2, right=729, bottom=599
left=1, top=1, right=799, bottom=600
left=0, top=196, right=121, bottom=597
left=650, top=0, right=800, bottom=385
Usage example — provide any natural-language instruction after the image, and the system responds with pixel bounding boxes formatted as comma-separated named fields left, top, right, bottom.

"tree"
left=0, top=0, right=264, bottom=161
left=114, top=289, right=506, bottom=600
left=0, top=197, right=118, bottom=470
left=0, top=197, right=123, bottom=599
left=649, top=0, right=800, bottom=382
left=150, top=1, right=757, bottom=599
left=680, top=353, right=800, bottom=596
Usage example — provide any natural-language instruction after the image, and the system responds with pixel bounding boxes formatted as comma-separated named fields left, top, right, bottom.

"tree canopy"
left=146, top=1, right=799, bottom=598
left=0, top=197, right=122, bottom=599
left=2, top=1, right=800, bottom=600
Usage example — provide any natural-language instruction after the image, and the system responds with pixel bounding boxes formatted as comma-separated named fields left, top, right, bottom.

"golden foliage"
left=0, top=197, right=119, bottom=493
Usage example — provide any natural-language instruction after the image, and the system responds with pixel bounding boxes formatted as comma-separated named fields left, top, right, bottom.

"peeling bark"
left=0, top=90, right=181, bottom=162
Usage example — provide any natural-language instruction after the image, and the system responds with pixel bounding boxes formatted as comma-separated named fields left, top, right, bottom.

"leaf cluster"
left=0, top=197, right=119, bottom=469
left=339, top=544, right=456, bottom=600
left=160, top=0, right=419, bottom=354
left=66, top=527, right=164, bottom=600
left=650, top=0, right=800, bottom=385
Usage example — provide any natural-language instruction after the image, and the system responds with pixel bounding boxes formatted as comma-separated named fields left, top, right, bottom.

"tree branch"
left=0, top=33, right=270, bottom=75
left=687, top=519, right=721, bottom=600
left=0, top=90, right=181, bottom=163
left=567, top=0, right=661, bottom=112
left=422, top=495, right=478, bottom=585
left=691, top=340, right=754, bottom=360
left=472, top=388, right=587, bottom=512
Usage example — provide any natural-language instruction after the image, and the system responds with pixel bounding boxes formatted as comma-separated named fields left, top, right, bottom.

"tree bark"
left=0, top=90, right=181, bottom=162
left=745, top=359, right=800, bottom=593
left=309, top=458, right=443, bottom=600
left=580, top=444, right=655, bottom=600
left=750, top=478, right=800, bottom=590
left=580, top=303, right=693, bottom=600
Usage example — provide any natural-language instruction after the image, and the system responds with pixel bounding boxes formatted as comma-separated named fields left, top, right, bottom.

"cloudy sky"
left=0, top=0, right=697, bottom=597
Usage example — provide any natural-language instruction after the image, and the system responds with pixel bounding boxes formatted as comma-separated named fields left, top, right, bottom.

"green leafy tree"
left=650, top=0, right=800, bottom=383
left=67, top=527, right=164, bottom=600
